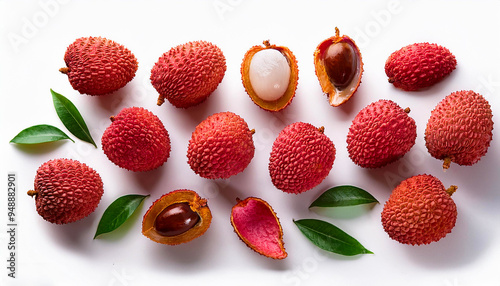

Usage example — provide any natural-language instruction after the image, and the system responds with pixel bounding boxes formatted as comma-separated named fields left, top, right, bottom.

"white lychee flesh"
left=249, top=49, right=290, bottom=101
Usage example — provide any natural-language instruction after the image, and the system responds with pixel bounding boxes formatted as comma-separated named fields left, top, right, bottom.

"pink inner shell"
left=232, top=199, right=285, bottom=258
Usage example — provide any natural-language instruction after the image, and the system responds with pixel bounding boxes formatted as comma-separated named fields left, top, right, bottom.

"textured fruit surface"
left=102, top=107, right=171, bottom=172
left=151, top=41, right=226, bottom=108
left=385, top=42, right=456, bottom=91
left=60, top=36, right=138, bottom=95
left=142, top=190, right=212, bottom=245
left=27, top=158, right=104, bottom=224
left=231, top=197, right=287, bottom=259
left=314, top=27, right=363, bottom=106
left=187, top=111, right=255, bottom=179
left=425, top=90, right=493, bottom=169
left=347, top=99, right=417, bottom=168
left=269, top=122, right=335, bottom=194
left=381, top=174, right=457, bottom=245
left=241, top=40, right=298, bottom=111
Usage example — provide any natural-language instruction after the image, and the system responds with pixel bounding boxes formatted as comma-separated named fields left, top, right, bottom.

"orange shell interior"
left=142, top=190, right=212, bottom=245
left=241, top=41, right=299, bottom=112
left=313, top=28, right=363, bottom=107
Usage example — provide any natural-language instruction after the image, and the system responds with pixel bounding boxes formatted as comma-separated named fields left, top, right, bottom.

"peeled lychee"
left=347, top=99, right=417, bottom=168
left=381, top=174, right=457, bottom=245
left=27, top=158, right=104, bottom=224
left=385, top=42, right=456, bottom=91
left=187, top=111, right=255, bottom=179
left=269, top=122, right=336, bottom=194
left=425, top=90, right=493, bottom=169
left=151, top=41, right=226, bottom=108
left=60, top=36, right=138, bottom=95
left=102, top=107, right=171, bottom=172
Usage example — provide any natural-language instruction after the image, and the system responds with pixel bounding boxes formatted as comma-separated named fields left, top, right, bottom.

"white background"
left=1, top=1, right=500, bottom=285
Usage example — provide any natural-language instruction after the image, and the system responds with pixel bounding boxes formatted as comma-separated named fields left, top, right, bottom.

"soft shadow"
left=404, top=207, right=492, bottom=269
left=45, top=213, right=98, bottom=252
left=10, top=140, right=71, bottom=155
left=310, top=203, right=378, bottom=220
left=132, top=166, right=165, bottom=193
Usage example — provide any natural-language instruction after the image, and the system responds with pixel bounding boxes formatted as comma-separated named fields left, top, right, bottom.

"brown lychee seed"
left=142, top=189, right=212, bottom=245
left=314, top=27, right=363, bottom=106
left=241, top=40, right=299, bottom=111
left=28, top=158, right=104, bottom=224
left=230, top=197, right=287, bottom=259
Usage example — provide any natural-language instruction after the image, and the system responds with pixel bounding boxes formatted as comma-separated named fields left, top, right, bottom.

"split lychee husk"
left=230, top=197, right=287, bottom=259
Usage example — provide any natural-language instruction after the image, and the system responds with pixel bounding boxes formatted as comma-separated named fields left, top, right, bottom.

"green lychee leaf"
left=293, top=219, right=373, bottom=256
left=309, top=185, right=378, bottom=208
left=51, top=89, right=97, bottom=147
left=94, top=194, right=149, bottom=239
left=10, top=124, right=74, bottom=144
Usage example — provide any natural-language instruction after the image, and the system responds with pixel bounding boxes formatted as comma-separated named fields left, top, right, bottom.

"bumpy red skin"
left=425, top=90, right=493, bottom=167
left=381, top=174, right=457, bottom=245
left=63, top=36, right=138, bottom=95
left=347, top=99, right=416, bottom=168
left=102, top=107, right=171, bottom=172
left=269, top=122, right=336, bottom=194
left=32, top=159, right=104, bottom=224
left=187, top=112, right=255, bottom=179
left=385, top=43, right=456, bottom=91
left=151, top=41, right=226, bottom=108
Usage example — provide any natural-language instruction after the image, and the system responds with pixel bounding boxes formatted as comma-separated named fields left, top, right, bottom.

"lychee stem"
left=157, top=96, right=165, bottom=106
left=318, top=126, right=325, bottom=134
left=446, top=185, right=458, bottom=196
left=27, top=190, right=38, bottom=197
left=109, top=116, right=115, bottom=122
left=263, top=40, right=271, bottom=47
left=59, top=67, right=69, bottom=74
left=388, top=78, right=395, bottom=84
left=250, top=129, right=256, bottom=135
left=335, top=27, right=340, bottom=37
left=443, top=157, right=452, bottom=170
left=404, top=107, right=411, bottom=114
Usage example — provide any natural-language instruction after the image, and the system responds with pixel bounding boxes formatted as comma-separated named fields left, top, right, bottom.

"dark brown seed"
left=154, top=203, right=200, bottom=237
left=322, top=42, right=357, bottom=89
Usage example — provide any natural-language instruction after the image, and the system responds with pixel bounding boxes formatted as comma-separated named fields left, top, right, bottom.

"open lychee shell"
left=230, top=197, right=287, bottom=259
left=241, top=41, right=299, bottom=112
left=142, top=190, right=212, bottom=245
left=313, top=27, right=363, bottom=106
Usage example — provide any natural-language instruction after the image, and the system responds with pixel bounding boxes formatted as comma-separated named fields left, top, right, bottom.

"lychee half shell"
left=231, top=197, right=287, bottom=259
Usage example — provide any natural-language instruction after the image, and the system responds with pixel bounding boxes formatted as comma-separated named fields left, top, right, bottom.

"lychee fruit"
left=60, top=36, right=138, bottom=95
left=347, top=99, right=417, bottom=168
left=231, top=197, right=287, bottom=259
left=425, top=90, right=493, bottom=170
left=269, top=122, right=336, bottom=194
left=385, top=42, right=456, bottom=91
left=102, top=107, right=171, bottom=172
left=27, top=158, right=104, bottom=224
left=187, top=111, right=255, bottom=179
left=151, top=41, right=226, bottom=108
left=381, top=174, right=458, bottom=245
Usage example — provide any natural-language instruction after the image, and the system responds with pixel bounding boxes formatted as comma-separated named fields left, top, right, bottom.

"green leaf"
left=51, top=89, right=97, bottom=147
left=10, top=124, right=74, bottom=144
left=309, top=185, right=378, bottom=208
left=94, top=194, right=149, bottom=239
left=293, top=219, right=373, bottom=256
